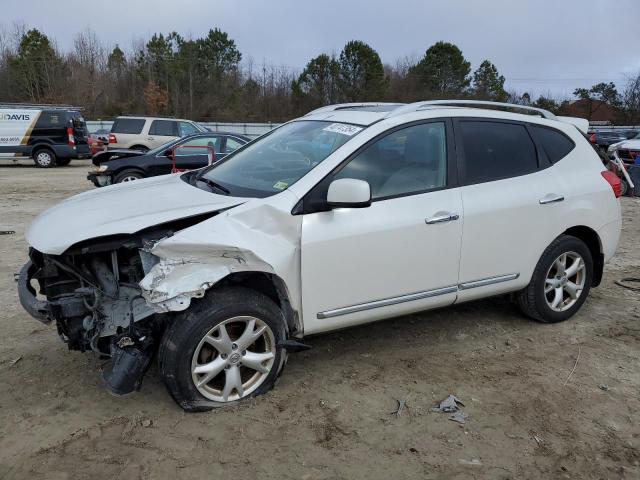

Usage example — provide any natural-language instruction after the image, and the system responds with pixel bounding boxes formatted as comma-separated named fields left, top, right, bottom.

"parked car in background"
left=87, top=132, right=250, bottom=186
left=107, top=116, right=207, bottom=152
left=88, top=129, right=110, bottom=156
left=588, top=129, right=638, bottom=150
left=606, top=132, right=640, bottom=196
left=0, top=104, right=90, bottom=167
left=607, top=131, right=640, bottom=164
left=19, top=101, right=621, bottom=410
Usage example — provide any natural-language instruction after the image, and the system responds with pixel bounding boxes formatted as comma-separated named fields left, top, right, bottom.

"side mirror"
left=326, top=178, right=372, bottom=209
left=164, top=149, right=174, bottom=158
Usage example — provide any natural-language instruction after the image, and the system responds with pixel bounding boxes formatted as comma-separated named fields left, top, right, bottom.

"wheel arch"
left=31, top=143, right=55, bottom=155
left=563, top=225, right=603, bottom=286
left=114, top=167, right=146, bottom=180
left=211, top=271, right=301, bottom=336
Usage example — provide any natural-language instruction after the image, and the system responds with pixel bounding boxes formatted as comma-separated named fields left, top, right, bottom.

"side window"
left=174, top=136, right=221, bottom=155
left=150, top=120, right=178, bottom=136
left=43, top=113, right=61, bottom=128
left=459, top=121, right=537, bottom=185
left=334, top=122, right=447, bottom=200
left=224, top=137, right=244, bottom=153
left=179, top=122, right=198, bottom=136
left=531, top=125, right=575, bottom=164
left=111, top=118, right=145, bottom=134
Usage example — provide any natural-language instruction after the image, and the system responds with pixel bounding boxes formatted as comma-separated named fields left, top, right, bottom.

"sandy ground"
left=0, top=160, right=639, bottom=479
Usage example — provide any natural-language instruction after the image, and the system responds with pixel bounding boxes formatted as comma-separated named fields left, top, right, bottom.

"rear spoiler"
left=557, top=116, right=589, bottom=134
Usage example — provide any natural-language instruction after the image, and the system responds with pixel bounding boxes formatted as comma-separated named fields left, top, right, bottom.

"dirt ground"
left=1, top=160, right=639, bottom=480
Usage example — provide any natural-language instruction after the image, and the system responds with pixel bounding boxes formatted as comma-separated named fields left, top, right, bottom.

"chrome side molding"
left=317, top=273, right=520, bottom=319
left=317, top=285, right=458, bottom=319
left=458, top=273, right=520, bottom=290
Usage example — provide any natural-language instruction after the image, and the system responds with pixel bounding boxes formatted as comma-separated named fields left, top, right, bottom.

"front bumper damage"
left=87, top=172, right=113, bottom=187
left=19, top=188, right=304, bottom=395
left=17, top=261, right=52, bottom=324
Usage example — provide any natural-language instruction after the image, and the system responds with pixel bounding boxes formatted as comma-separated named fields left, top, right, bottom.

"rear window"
left=149, top=120, right=178, bottom=136
left=531, top=126, right=575, bottom=164
left=459, top=121, right=538, bottom=185
left=111, top=118, right=145, bottom=134
left=70, top=111, right=86, bottom=129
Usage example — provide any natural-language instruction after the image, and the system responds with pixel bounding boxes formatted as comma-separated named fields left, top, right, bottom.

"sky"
left=2, top=0, right=639, bottom=98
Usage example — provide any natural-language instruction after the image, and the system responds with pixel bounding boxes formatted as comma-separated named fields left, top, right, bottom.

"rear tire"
left=114, top=169, right=144, bottom=183
left=158, top=287, right=288, bottom=412
left=33, top=148, right=56, bottom=168
left=517, top=235, right=593, bottom=323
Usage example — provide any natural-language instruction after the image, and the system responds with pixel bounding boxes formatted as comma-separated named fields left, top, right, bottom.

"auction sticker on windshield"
left=322, top=123, right=363, bottom=136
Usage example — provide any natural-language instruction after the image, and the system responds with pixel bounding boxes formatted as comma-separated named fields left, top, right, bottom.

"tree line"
left=1, top=23, right=639, bottom=123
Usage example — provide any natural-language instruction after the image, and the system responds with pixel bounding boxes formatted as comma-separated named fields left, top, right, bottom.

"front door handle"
left=425, top=213, right=460, bottom=224
left=539, top=194, right=564, bottom=205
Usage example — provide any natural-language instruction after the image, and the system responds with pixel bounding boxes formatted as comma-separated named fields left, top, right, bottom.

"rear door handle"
left=539, top=194, right=564, bottom=205
left=425, top=213, right=460, bottom=224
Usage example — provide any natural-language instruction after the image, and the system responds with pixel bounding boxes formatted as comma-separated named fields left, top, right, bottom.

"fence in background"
left=87, top=121, right=280, bottom=138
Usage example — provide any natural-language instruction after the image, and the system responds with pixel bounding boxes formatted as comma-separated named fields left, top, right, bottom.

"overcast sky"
left=3, top=0, right=639, bottom=98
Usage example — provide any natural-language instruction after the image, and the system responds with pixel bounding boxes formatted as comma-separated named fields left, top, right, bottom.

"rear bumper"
left=598, top=214, right=622, bottom=264
left=87, top=172, right=113, bottom=187
left=17, top=261, right=51, bottom=324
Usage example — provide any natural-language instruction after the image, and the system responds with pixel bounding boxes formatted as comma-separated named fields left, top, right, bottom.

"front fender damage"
left=139, top=197, right=302, bottom=315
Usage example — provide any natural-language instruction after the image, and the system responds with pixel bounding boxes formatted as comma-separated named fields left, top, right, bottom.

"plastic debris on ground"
left=432, top=394, right=464, bottom=413
left=449, top=411, right=468, bottom=424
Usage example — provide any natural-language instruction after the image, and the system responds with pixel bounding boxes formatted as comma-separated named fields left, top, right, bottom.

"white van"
left=0, top=104, right=90, bottom=167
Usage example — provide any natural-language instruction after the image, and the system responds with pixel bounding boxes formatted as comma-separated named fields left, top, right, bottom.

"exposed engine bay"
left=18, top=213, right=219, bottom=394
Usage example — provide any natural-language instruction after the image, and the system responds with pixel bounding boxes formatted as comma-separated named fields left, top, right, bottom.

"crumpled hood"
left=609, top=139, right=640, bottom=152
left=27, top=173, right=247, bottom=254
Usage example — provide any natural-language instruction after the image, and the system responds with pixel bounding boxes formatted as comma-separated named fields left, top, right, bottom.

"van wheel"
left=517, top=235, right=593, bottom=323
left=56, top=158, right=72, bottom=166
left=114, top=169, right=144, bottom=183
left=33, top=149, right=56, bottom=168
left=130, top=145, right=149, bottom=153
left=158, top=287, right=288, bottom=412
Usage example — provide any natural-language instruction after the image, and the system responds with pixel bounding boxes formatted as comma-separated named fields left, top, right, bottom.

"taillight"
left=601, top=171, right=622, bottom=198
left=589, top=133, right=596, bottom=143
left=66, top=126, right=75, bottom=147
left=109, top=133, right=117, bottom=144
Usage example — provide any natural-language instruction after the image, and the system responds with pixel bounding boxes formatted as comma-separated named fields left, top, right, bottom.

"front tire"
left=158, top=287, right=287, bottom=412
left=517, top=235, right=593, bottom=323
left=620, top=178, right=631, bottom=197
left=114, top=169, right=144, bottom=183
left=33, top=148, right=56, bottom=168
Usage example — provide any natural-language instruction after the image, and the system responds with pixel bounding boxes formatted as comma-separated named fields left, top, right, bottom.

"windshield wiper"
left=197, top=177, right=231, bottom=195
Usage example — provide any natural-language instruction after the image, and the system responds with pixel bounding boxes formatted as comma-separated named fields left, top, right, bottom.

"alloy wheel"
left=191, top=316, right=276, bottom=402
left=544, top=251, right=587, bottom=312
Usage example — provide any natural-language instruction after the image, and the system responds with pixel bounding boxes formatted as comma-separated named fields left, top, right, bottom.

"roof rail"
left=305, top=102, right=404, bottom=116
left=0, top=102, right=81, bottom=110
left=385, top=100, right=557, bottom=120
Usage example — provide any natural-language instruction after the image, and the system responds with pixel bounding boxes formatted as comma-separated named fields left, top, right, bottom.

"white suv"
left=108, top=116, right=206, bottom=151
left=19, top=101, right=621, bottom=411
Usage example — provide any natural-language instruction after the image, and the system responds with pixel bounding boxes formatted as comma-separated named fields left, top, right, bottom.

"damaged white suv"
left=18, top=101, right=621, bottom=411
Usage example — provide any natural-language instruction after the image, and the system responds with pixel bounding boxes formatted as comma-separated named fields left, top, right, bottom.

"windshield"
left=198, top=120, right=362, bottom=197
